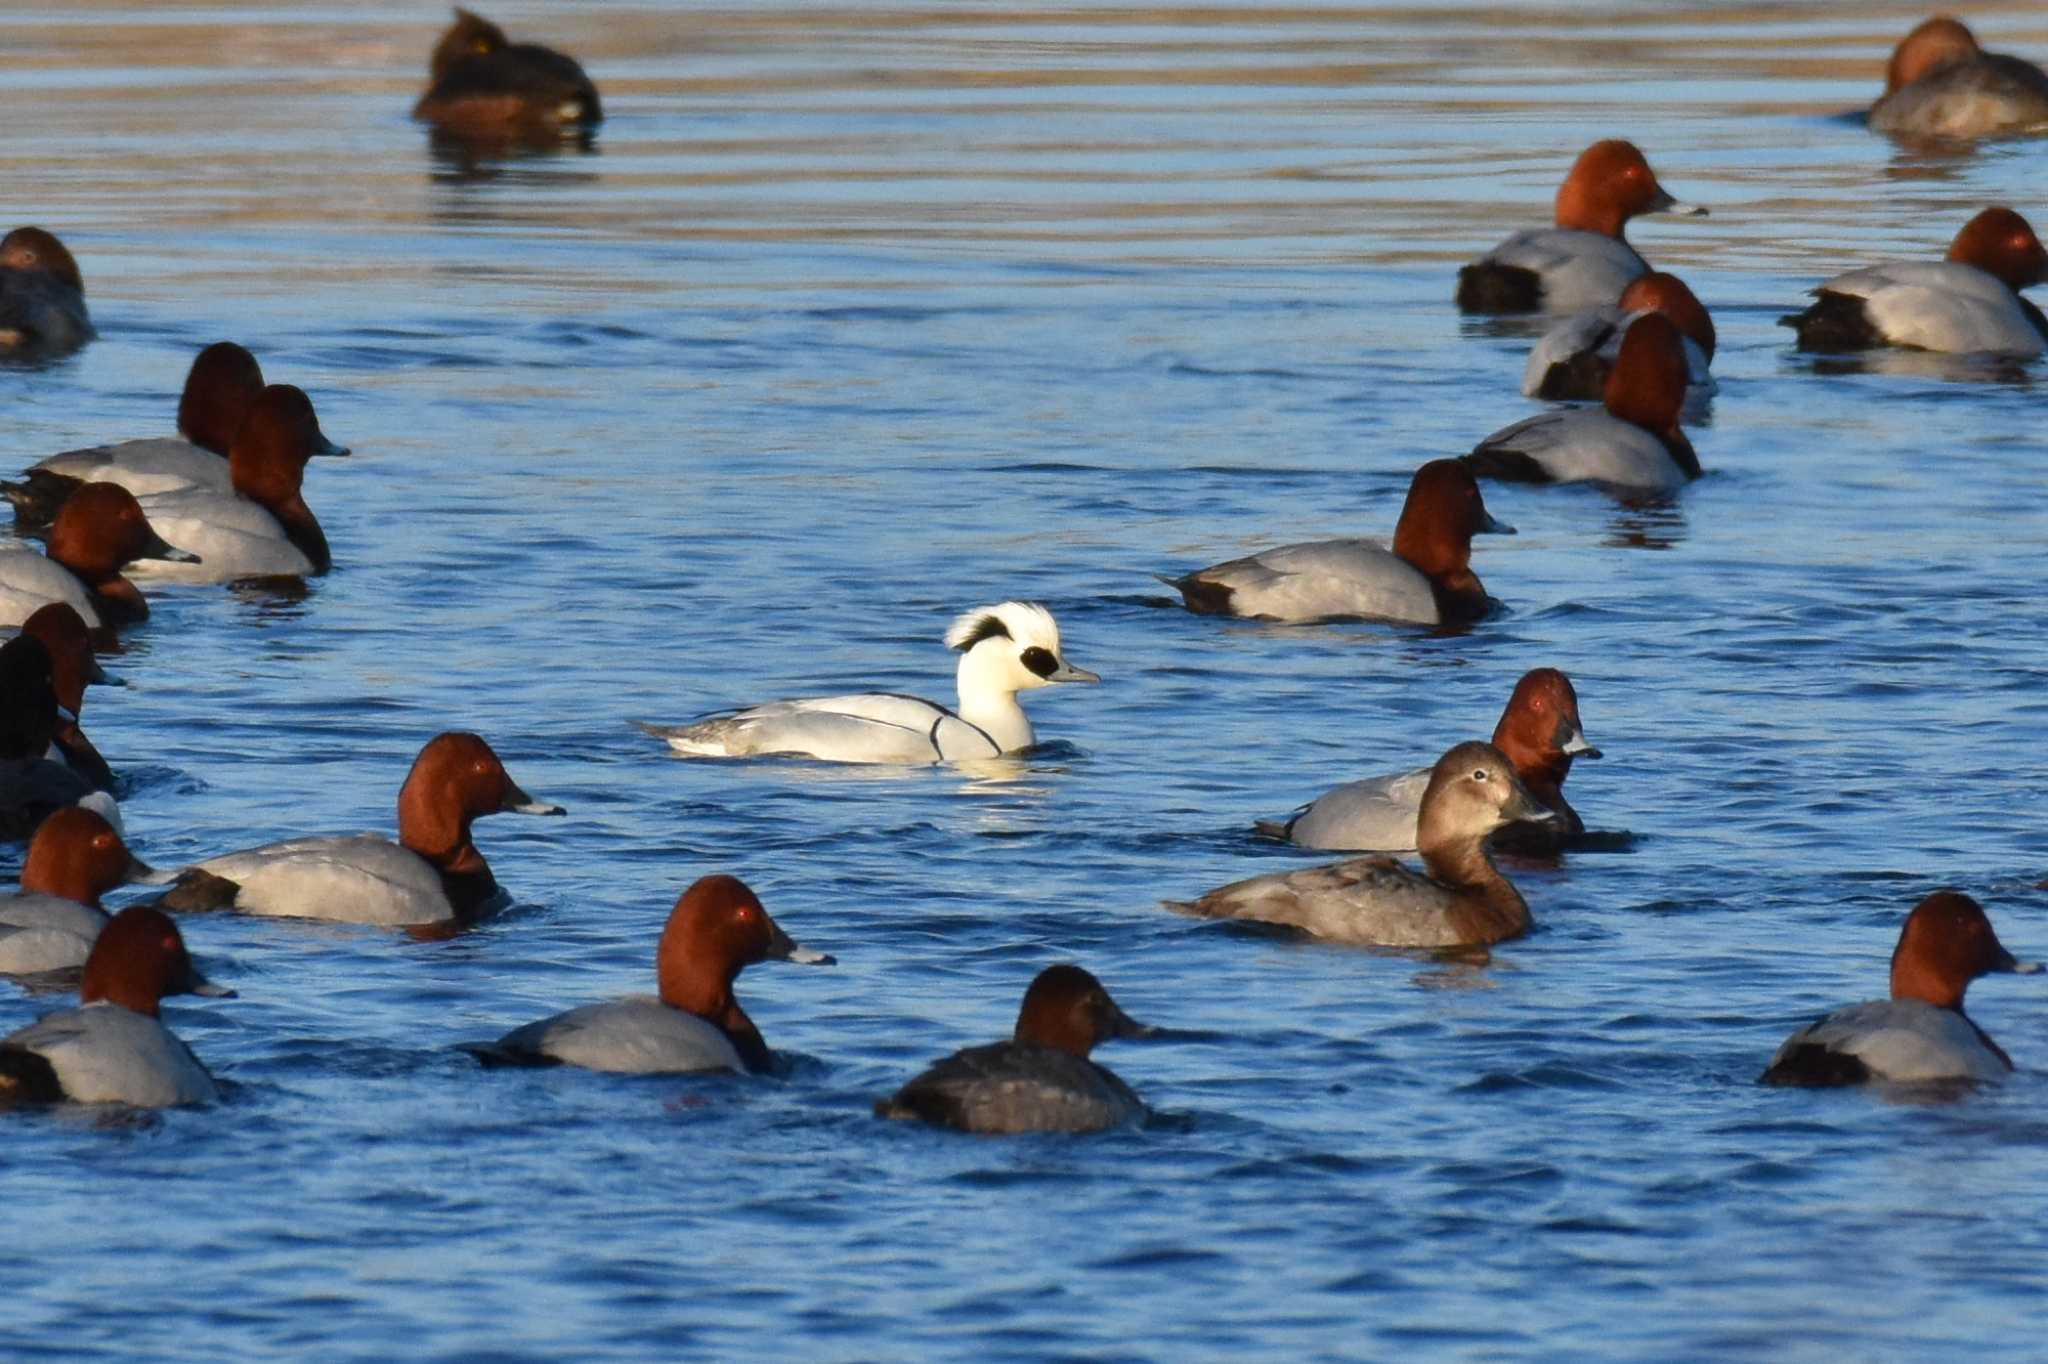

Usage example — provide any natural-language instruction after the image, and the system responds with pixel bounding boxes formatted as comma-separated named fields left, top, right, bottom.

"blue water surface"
left=4, top=3, right=2048, bottom=1360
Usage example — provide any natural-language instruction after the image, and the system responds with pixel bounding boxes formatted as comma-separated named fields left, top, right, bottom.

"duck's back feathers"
left=1260, top=767, right=1431, bottom=852
left=1164, top=539, right=1440, bottom=625
left=467, top=998, right=747, bottom=1075
left=1761, top=998, right=2012, bottom=1086
left=185, top=835, right=455, bottom=927
left=1458, top=228, right=1648, bottom=314
left=1465, top=408, right=1691, bottom=492
left=874, top=1040, right=1144, bottom=1134
left=1169, top=855, right=1495, bottom=948
left=0, top=1004, right=217, bottom=1106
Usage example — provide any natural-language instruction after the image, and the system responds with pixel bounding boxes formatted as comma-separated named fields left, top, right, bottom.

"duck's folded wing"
left=1186, top=539, right=1436, bottom=624
left=1286, top=767, right=1430, bottom=851
left=1853, top=282, right=2044, bottom=356
left=194, top=834, right=452, bottom=925
left=1170, top=856, right=1453, bottom=942
left=32, top=439, right=227, bottom=496
left=648, top=692, right=992, bottom=763
left=876, top=1041, right=1139, bottom=1133
left=1765, top=999, right=2008, bottom=1084
left=474, top=998, right=745, bottom=1074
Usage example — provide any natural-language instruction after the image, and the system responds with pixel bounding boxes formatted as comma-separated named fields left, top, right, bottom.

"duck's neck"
left=52, top=720, right=114, bottom=794
left=1420, top=834, right=1531, bottom=943
left=399, top=814, right=497, bottom=917
left=955, top=653, right=1033, bottom=753
left=661, top=964, right=774, bottom=1072
left=1657, top=428, right=1701, bottom=480
left=1426, top=570, right=1491, bottom=627
left=1492, top=740, right=1581, bottom=834
left=269, top=496, right=331, bottom=574
left=85, top=573, right=148, bottom=625
left=1395, top=523, right=1487, bottom=626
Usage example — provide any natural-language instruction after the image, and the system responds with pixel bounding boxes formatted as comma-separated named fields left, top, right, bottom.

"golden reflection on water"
left=5, top=2, right=2048, bottom=270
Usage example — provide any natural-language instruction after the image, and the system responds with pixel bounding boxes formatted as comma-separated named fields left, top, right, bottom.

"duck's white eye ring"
left=1471, top=768, right=1490, bottom=782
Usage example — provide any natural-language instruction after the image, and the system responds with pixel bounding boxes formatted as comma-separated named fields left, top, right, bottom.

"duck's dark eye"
left=1471, top=768, right=1490, bottom=782
left=1020, top=646, right=1057, bottom=678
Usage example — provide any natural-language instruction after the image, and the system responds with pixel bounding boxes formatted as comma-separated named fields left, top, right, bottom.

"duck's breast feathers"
left=195, top=834, right=454, bottom=926
left=2, top=1003, right=216, bottom=1106
left=1283, top=767, right=1431, bottom=852
left=1181, top=538, right=1438, bottom=624
left=1765, top=998, right=2011, bottom=1085
left=877, top=1041, right=1144, bottom=1134
left=1473, top=229, right=1648, bottom=312
left=483, top=998, right=747, bottom=1075
left=30, top=439, right=229, bottom=498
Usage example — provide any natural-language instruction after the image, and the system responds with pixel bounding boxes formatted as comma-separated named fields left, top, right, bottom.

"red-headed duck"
left=160, top=732, right=563, bottom=929
left=0, top=808, right=168, bottom=974
left=641, top=601, right=1099, bottom=764
left=1170, top=741, right=1554, bottom=947
left=1762, top=891, right=2041, bottom=1086
left=0, top=905, right=231, bottom=1107
left=1259, top=668, right=1600, bottom=853
left=4, top=342, right=344, bottom=529
left=414, top=8, right=603, bottom=139
left=1456, top=141, right=1706, bottom=314
left=1466, top=313, right=1700, bottom=492
left=0, top=482, right=197, bottom=629
left=1868, top=17, right=2048, bottom=140
left=131, top=385, right=346, bottom=581
left=465, top=875, right=833, bottom=1074
left=1521, top=271, right=1717, bottom=401
left=1781, top=207, right=2048, bottom=357
left=0, top=227, right=93, bottom=359
left=1160, top=460, right=1512, bottom=626
left=18, top=603, right=115, bottom=792
left=875, top=965, right=1155, bottom=1134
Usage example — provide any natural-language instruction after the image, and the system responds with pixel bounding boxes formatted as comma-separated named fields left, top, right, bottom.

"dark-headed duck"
left=0, top=227, right=93, bottom=359
left=1868, top=17, right=2048, bottom=141
left=414, top=8, right=603, bottom=139
left=876, top=965, right=1155, bottom=1134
